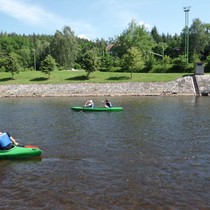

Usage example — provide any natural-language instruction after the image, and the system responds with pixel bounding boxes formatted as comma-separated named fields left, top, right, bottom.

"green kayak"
left=71, top=106, right=123, bottom=112
left=0, top=146, right=42, bottom=159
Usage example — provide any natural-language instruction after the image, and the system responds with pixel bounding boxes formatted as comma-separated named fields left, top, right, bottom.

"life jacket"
left=0, top=133, right=11, bottom=149
left=106, top=102, right=112, bottom=108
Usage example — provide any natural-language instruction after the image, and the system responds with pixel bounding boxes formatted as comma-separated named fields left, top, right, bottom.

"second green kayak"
left=71, top=106, right=123, bottom=112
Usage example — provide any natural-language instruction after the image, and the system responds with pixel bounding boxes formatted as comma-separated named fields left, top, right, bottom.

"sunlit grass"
left=0, top=70, right=193, bottom=85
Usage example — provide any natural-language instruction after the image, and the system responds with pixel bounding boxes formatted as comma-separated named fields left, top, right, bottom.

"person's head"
left=105, top=99, right=108, bottom=102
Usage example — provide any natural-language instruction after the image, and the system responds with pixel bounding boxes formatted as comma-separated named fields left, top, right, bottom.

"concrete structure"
left=195, top=62, right=204, bottom=75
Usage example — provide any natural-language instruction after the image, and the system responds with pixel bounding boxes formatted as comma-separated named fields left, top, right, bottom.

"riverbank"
left=0, top=75, right=210, bottom=97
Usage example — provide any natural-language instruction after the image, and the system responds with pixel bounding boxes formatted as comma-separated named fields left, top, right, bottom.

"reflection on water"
left=0, top=96, right=209, bottom=209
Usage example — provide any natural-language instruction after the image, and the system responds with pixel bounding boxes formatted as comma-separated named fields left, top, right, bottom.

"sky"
left=0, top=0, right=210, bottom=40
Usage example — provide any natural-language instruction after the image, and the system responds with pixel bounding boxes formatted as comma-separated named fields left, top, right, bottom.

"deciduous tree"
left=82, top=49, right=99, bottom=79
left=122, top=47, right=145, bottom=78
left=50, top=26, right=78, bottom=69
left=5, top=52, right=21, bottom=79
left=40, top=55, right=57, bottom=78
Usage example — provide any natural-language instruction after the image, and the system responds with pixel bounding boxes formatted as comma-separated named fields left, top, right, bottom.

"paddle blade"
left=24, top=145, right=40, bottom=149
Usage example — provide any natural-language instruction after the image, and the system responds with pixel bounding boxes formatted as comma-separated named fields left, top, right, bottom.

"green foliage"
left=18, top=47, right=32, bottom=68
left=144, top=56, right=155, bottom=72
left=0, top=57, right=6, bottom=72
left=189, top=19, right=210, bottom=57
left=4, top=52, right=21, bottom=79
left=76, top=37, right=97, bottom=65
left=40, top=55, right=57, bottom=78
left=149, top=64, right=165, bottom=73
left=149, top=55, right=172, bottom=73
left=100, top=52, right=114, bottom=71
left=122, top=47, right=145, bottom=78
left=50, top=26, right=78, bottom=69
left=171, top=55, right=189, bottom=73
left=114, top=20, right=156, bottom=60
left=204, top=55, right=210, bottom=72
left=82, top=49, right=100, bottom=79
left=0, top=17, right=210, bottom=75
left=151, top=26, right=162, bottom=43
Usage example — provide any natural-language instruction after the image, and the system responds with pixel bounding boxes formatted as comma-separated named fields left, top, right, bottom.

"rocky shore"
left=0, top=75, right=210, bottom=97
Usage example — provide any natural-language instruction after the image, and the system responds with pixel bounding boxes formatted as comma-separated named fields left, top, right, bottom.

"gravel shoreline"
left=0, top=75, right=210, bottom=97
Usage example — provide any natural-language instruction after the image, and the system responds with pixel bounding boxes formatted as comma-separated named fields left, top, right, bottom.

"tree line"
left=1, top=18, right=210, bottom=79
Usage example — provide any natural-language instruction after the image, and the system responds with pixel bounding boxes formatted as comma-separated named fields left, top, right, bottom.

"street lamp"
left=33, top=49, right=36, bottom=70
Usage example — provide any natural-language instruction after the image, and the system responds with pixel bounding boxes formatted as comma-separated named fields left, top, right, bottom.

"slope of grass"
left=0, top=70, right=192, bottom=85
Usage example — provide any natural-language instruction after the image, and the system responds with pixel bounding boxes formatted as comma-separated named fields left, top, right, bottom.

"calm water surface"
left=0, top=96, right=209, bottom=210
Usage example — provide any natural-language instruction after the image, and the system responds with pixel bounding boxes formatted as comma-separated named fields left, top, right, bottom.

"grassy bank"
left=0, top=70, right=191, bottom=85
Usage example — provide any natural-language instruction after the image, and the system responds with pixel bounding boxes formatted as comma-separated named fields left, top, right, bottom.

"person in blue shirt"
left=0, top=132, right=19, bottom=150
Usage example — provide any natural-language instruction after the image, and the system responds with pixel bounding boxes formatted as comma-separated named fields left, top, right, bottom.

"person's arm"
left=102, top=100, right=106, bottom=107
left=10, top=136, right=19, bottom=145
left=84, top=100, right=89, bottom=106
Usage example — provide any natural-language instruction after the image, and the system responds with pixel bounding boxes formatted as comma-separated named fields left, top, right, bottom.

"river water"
left=0, top=96, right=209, bottom=210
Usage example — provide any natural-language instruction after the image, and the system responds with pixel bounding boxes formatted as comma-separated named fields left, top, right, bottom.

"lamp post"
left=183, top=6, right=191, bottom=63
left=33, top=49, right=36, bottom=70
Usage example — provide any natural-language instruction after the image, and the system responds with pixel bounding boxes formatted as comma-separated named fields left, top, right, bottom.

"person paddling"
left=0, top=132, right=19, bottom=150
left=84, top=99, right=94, bottom=108
left=102, top=99, right=112, bottom=108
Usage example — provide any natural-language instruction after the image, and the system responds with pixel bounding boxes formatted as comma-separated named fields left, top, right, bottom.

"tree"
left=204, top=55, right=210, bottom=72
left=114, top=20, right=155, bottom=58
left=82, top=49, right=99, bottom=79
left=50, top=26, right=78, bottom=69
left=188, top=19, right=210, bottom=60
left=4, top=52, right=21, bottom=79
left=122, top=47, right=145, bottom=78
left=100, top=52, right=114, bottom=71
left=171, top=55, right=188, bottom=72
left=163, top=34, right=182, bottom=59
left=151, top=26, right=162, bottom=43
left=75, top=37, right=96, bottom=69
left=18, top=47, right=32, bottom=69
left=113, top=20, right=156, bottom=72
left=32, top=38, right=51, bottom=70
left=40, top=55, right=57, bottom=78
left=0, top=56, right=6, bottom=71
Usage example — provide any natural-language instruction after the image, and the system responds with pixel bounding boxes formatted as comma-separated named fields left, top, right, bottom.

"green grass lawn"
left=0, top=70, right=193, bottom=85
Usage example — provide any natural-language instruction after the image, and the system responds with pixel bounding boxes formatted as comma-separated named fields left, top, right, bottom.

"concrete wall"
left=0, top=75, right=210, bottom=97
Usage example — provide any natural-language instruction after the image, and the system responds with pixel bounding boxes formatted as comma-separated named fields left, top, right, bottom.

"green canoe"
left=0, top=146, right=42, bottom=159
left=71, top=106, right=123, bottom=112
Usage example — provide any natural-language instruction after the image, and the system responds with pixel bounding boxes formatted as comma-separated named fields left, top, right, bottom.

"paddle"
left=24, top=145, right=40, bottom=149
left=15, top=138, right=40, bottom=149
left=15, top=144, right=40, bottom=149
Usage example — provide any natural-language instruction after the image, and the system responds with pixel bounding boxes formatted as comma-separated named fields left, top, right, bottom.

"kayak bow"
left=0, top=146, right=42, bottom=159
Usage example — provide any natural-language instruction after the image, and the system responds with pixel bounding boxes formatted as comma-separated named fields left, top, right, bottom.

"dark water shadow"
left=0, top=157, right=42, bottom=163
left=0, top=77, right=13, bottom=82
left=106, top=76, right=130, bottom=81
left=30, top=77, right=48, bottom=82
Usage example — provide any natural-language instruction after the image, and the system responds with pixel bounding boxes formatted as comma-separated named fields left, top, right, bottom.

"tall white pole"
left=183, top=6, right=191, bottom=63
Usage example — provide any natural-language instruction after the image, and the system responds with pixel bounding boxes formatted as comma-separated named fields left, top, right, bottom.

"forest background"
left=1, top=18, right=210, bottom=81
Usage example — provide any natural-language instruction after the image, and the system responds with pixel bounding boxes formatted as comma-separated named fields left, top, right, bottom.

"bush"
left=204, top=55, right=210, bottom=72
left=170, top=55, right=188, bottom=73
